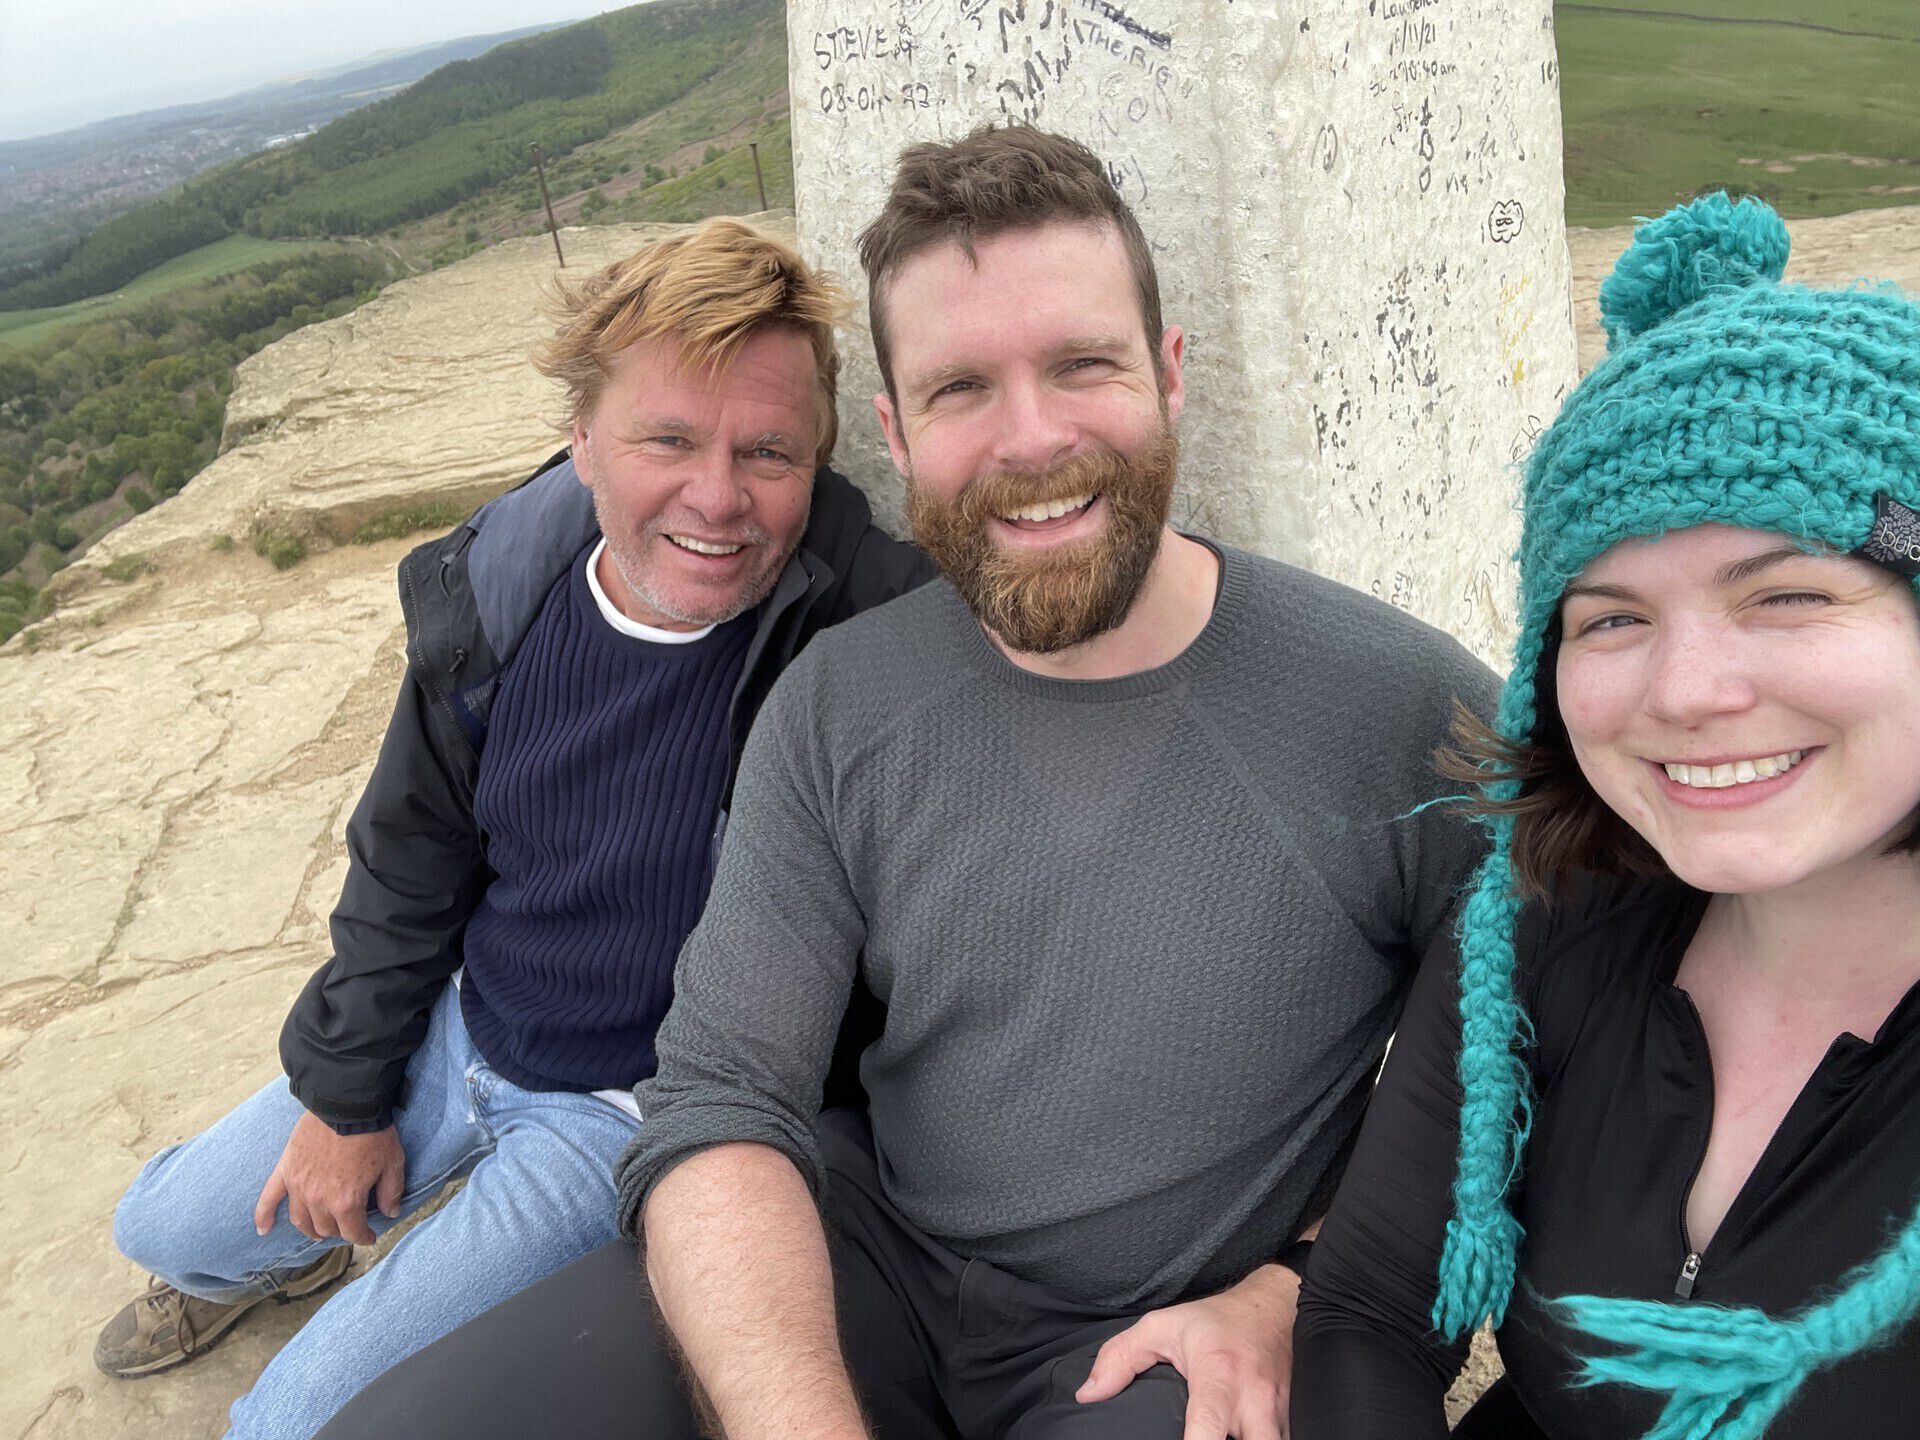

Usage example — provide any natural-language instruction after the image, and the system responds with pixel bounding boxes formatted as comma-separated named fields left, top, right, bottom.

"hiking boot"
left=93, top=1245, right=353, bottom=1378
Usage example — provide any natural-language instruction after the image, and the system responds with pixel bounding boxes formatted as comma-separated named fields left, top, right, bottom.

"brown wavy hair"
left=1436, top=625, right=1666, bottom=900
left=856, top=125, right=1163, bottom=401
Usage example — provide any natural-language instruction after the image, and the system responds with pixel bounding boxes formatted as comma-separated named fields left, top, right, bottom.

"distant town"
left=0, top=116, right=345, bottom=214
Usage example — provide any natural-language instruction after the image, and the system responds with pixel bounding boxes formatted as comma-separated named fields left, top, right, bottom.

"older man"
left=322, top=127, right=1494, bottom=1440
left=96, top=218, right=929, bottom=1439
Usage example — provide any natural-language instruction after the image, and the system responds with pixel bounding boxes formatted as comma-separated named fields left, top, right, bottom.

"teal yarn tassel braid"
left=1554, top=1195, right=1920, bottom=1440
left=1430, top=832, right=1532, bottom=1337
left=1432, top=625, right=1548, bottom=1339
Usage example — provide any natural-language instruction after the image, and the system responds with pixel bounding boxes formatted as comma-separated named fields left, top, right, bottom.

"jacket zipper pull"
left=1674, top=1252, right=1702, bottom=1299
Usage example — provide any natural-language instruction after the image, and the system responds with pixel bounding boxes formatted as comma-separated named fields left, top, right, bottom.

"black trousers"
left=319, top=1111, right=1191, bottom=1439
left=1453, top=1379, right=1551, bottom=1440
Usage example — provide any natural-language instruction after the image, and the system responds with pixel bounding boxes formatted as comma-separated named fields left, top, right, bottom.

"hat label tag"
left=1858, top=495, right=1920, bottom=579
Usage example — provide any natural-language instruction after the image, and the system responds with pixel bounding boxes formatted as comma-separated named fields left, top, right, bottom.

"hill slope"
left=0, top=24, right=573, bottom=287
left=0, top=0, right=780, bottom=313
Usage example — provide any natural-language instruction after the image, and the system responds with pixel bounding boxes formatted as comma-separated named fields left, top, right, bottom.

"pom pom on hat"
left=1599, top=192, right=1790, bottom=351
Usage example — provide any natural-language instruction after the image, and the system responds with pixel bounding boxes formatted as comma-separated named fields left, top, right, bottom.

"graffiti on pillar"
left=1286, top=0, right=1571, bottom=638
left=793, top=0, right=1578, bottom=661
left=806, top=0, right=1197, bottom=211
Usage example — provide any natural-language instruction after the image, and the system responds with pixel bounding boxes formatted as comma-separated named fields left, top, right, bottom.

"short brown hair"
left=856, top=125, right=1164, bottom=399
left=1441, top=625, right=1920, bottom=899
left=534, top=217, right=848, bottom=461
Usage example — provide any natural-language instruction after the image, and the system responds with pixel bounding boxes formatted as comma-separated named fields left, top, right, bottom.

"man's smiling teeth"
left=1000, top=492, right=1094, bottom=523
left=1661, top=750, right=1806, bottom=788
left=668, top=535, right=744, bottom=556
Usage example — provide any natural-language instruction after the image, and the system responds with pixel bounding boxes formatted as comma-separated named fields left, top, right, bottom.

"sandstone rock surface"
left=1, top=206, right=1913, bottom=1438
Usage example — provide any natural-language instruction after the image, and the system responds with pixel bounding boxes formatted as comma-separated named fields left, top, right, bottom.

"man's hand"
left=253, top=1111, right=406, bottom=1245
left=1076, top=1262, right=1301, bottom=1440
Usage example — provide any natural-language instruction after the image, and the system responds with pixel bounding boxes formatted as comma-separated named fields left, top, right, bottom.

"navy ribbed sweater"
left=458, top=547, right=753, bottom=1093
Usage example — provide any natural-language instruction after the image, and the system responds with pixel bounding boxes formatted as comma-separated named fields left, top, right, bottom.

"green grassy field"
left=0, top=236, right=321, bottom=346
left=1558, top=1, right=1920, bottom=226
left=1563, top=0, right=1920, bottom=40
left=388, top=7, right=789, bottom=261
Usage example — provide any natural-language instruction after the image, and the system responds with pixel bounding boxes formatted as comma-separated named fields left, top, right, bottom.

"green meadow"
left=1557, top=1, right=1920, bottom=226
left=0, top=236, right=321, bottom=347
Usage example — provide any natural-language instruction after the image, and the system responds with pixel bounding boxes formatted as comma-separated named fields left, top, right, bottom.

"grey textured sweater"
left=617, top=545, right=1495, bottom=1309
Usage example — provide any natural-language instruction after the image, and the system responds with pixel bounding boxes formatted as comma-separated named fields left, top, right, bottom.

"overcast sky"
left=0, top=1, right=616, bottom=143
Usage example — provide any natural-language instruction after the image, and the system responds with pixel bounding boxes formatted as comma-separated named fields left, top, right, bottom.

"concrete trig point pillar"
left=790, top=0, right=1577, bottom=664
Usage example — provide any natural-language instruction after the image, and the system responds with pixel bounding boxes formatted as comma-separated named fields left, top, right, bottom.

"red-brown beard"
left=904, top=426, right=1179, bottom=655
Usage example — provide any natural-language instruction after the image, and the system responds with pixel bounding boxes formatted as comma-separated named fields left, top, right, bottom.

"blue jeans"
left=112, top=983, right=642, bottom=1440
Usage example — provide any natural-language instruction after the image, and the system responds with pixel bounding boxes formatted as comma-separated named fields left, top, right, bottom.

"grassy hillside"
left=0, top=24, right=570, bottom=288
left=395, top=16, right=790, bottom=263
left=1561, top=1, right=1920, bottom=40
left=0, top=237, right=324, bottom=348
left=0, top=0, right=779, bottom=313
left=1557, top=1, right=1920, bottom=226
left=0, top=248, right=396, bottom=640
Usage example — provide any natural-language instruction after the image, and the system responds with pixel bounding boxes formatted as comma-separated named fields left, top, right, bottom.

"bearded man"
left=318, top=127, right=1495, bottom=1440
left=96, top=219, right=928, bottom=1440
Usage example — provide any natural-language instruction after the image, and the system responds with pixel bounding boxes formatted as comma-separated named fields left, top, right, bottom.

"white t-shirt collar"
left=584, top=537, right=717, bottom=645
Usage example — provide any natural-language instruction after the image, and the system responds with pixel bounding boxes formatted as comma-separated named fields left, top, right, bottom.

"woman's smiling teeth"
left=668, top=535, right=744, bottom=556
left=1000, top=492, right=1095, bottom=524
left=1660, top=749, right=1806, bottom=788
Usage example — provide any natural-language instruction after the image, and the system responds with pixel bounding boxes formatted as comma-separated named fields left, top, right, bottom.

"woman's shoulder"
left=1514, top=872, right=1704, bottom=1016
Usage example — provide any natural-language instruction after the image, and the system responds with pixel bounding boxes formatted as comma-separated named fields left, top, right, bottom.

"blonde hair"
left=534, top=218, right=848, bottom=461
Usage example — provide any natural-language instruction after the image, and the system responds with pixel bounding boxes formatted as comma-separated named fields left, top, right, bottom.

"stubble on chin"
left=589, top=488, right=785, bottom=628
left=905, top=428, right=1179, bottom=655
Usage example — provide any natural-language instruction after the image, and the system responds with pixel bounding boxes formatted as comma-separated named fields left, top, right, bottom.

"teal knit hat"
left=1435, top=193, right=1920, bottom=1440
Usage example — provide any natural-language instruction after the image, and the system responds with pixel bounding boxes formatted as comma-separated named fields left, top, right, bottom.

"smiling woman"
left=1556, top=529, right=1920, bottom=896
left=1294, top=192, right=1920, bottom=1440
